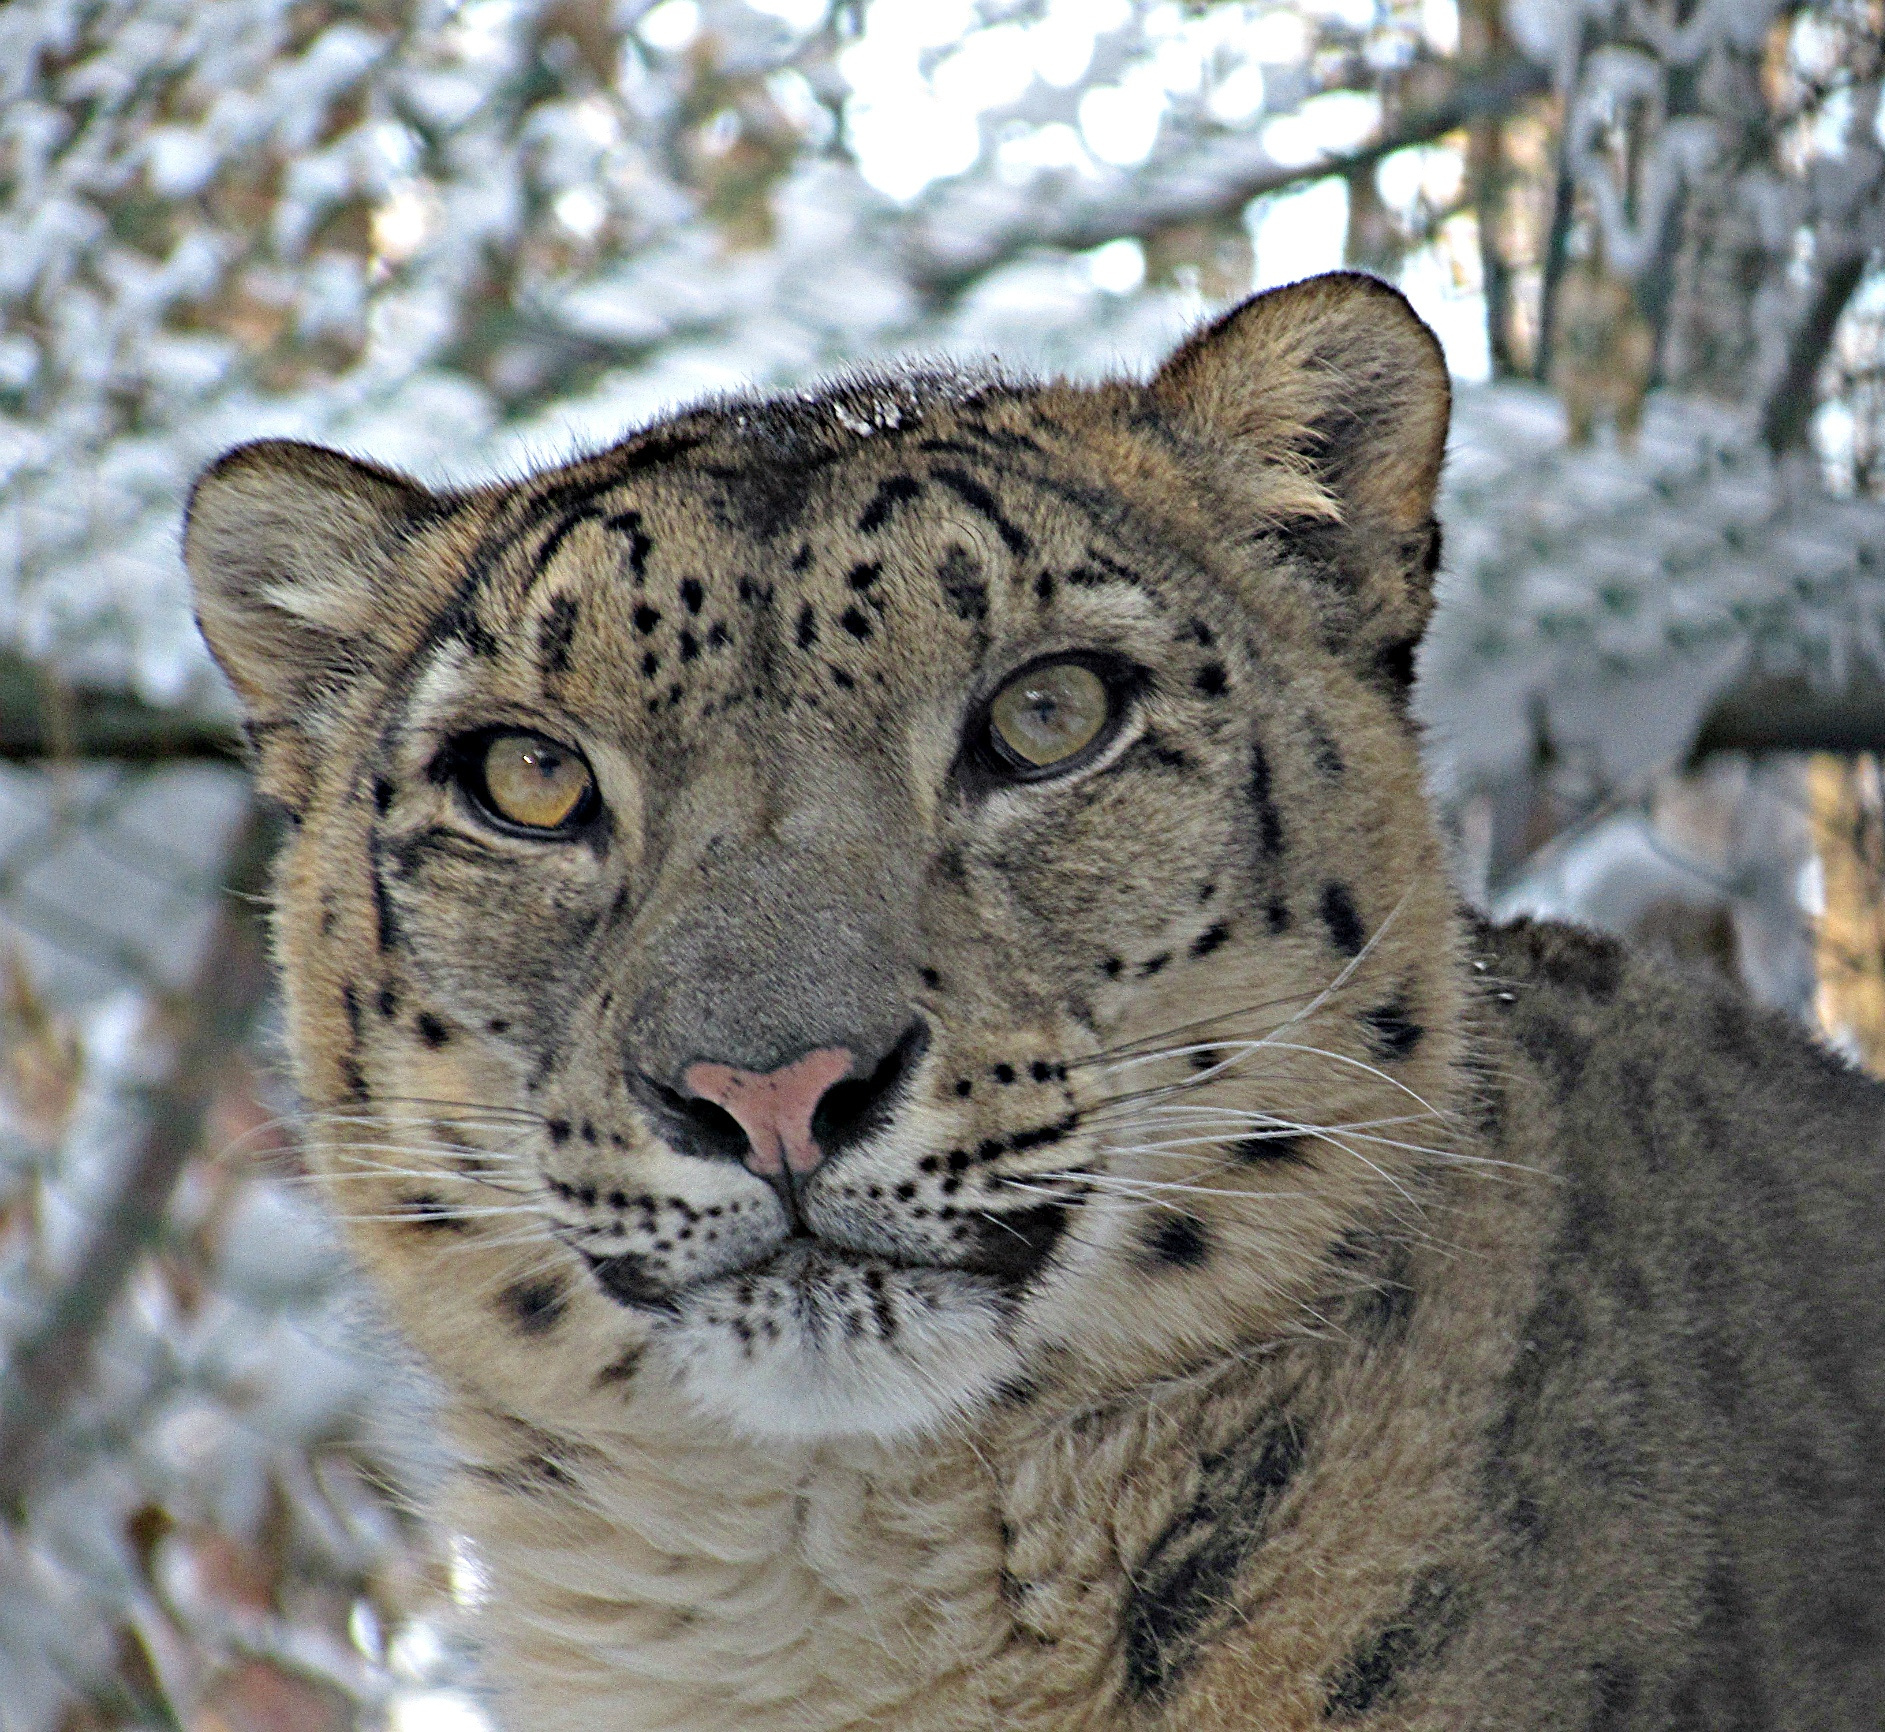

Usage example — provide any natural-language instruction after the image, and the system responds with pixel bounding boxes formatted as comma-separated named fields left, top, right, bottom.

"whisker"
left=1065, top=983, right=1329, bottom=1069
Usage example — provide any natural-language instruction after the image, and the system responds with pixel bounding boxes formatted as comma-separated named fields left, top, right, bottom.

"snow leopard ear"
left=185, top=439, right=451, bottom=806
left=1148, top=271, right=1451, bottom=692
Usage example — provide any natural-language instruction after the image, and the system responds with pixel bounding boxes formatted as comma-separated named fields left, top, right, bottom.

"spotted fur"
left=186, top=274, right=1885, bottom=1730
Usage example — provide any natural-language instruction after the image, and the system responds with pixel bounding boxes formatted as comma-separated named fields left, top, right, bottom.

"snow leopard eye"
left=458, top=730, right=599, bottom=835
left=979, top=655, right=1136, bottom=782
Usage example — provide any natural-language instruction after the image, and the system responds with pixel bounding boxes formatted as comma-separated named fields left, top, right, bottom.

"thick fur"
left=185, top=273, right=1885, bottom=1729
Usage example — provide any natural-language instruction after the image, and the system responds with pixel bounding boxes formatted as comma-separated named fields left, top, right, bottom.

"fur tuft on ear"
left=184, top=440, right=451, bottom=802
left=1148, top=271, right=1451, bottom=693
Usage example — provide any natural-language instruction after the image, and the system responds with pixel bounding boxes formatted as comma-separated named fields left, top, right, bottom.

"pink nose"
left=681, top=1047, right=855, bottom=1179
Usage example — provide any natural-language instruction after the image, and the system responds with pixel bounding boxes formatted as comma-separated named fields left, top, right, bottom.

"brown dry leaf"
left=0, top=942, right=82, bottom=1145
left=181, top=1529, right=278, bottom=1615
left=190, top=1660, right=353, bottom=1732
left=1810, top=753, right=1885, bottom=1073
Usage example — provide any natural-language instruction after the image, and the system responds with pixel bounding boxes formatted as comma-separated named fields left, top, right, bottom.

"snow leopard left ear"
left=1148, top=271, right=1450, bottom=692
left=185, top=439, right=453, bottom=807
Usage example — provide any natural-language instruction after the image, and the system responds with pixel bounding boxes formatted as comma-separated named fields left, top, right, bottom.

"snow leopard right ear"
left=185, top=440, right=452, bottom=805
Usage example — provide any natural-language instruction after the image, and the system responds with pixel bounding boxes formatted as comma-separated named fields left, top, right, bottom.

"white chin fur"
left=649, top=1258, right=1023, bottom=1441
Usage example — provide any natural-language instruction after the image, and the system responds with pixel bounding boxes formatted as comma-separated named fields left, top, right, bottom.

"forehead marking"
left=858, top=475, right=925, bottom=534
left=929, top=467, right=1030, bottom=558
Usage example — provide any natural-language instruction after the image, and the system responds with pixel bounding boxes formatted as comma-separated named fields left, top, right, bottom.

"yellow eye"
left=475, top=731, right=595, bottom=832
left=988, top=660, right=1112, bottom=772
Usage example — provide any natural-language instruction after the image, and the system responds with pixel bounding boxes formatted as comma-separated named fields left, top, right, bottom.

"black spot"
left=398, top=1191, right=469, bottom=1233
left=1362, top=994, right=1423, bottom=1060
left=1586, top=1660, right=1638, bottom=1732
left=962, top=1203, right=1068, bottom=1290
left=1375, top=635, right=1419, bottom=690
left=1141, top=1213, right=1210, bottom=1268
left=500, top=1278, right=567, bottom=1336
left=1124, top=733, right=1193, bottom=773
left=1249, top=741, right=1285, bottom=858
left=1514, top=1008, right=1592, bottom=1098
left=1234, top=1132, right=1309, bottom=1164
left=633, top=603, right=661, bottom=634
left=994, top=1063, right=1015, bottom=1084
left=1265, top=897, right=1291, bottom=933
left=678, top=630, right=699, bottom=661
left=1035, top=570, right=1056, bottom=603
left=679, top=577, right=704, bottom=613
left=839, top=606, right=872, bottom=640
left=829, top=666, right=856, bottom=690
left=1102, top=956, right=1124, bottom=978
left=847, top=561, right=882, bottom=591
left=1191, top=923, right=1231, bottom=958
left=537, top=594, right=580, bottom=674
left=435, top=598, right=502, bottom=659
left=707, top=621, right=730, bottom=648
left=1525, top=923, right=1624, bottom=1003
left=1333, top=1231, right=1417, bottom=1340
left=584, top=1252, right=673, bottom=1311
left=1122, top=1416, right=1306, bottom=1700
left=796, top=604, right=818, bottom=649
left=416, top=1012, right=451, bottom=1049
left=930, top=467, right=1029, bottom=556
left=604, top=509, right=653, bottom=576
left=642, top=650, right=660, bottom=677
left=372, top=777, right=395, bottom=815
left=1307, top=718, right=1346, bottom=779
left=614, top=429, right=704, bottom=475
left=547, top=1118, right=571, bottom=1145
left=1322, top=1571, right=1467, bottom=1719
left=470, top=1449, right=580, bottom=1496
left=593, top=1346, right=644, bottom=1387
left=1140, top=952, right=1171, bottom=977
left=1320, top=883, right=1365, bottom=956
left=1195, top=662, right=1228, bottom=696
left=937, top=546, right=988, bottom=621
left=919, top=967, right=941, bottom=989
left=1186, top=617, right=1215, bottom=647
left=340, top=982, right=362, bottom=1041
left=1005, top=1114, right=1074, bottom=1154
left=377, top=985, right=398, bottom=1018
left=1666, top=1565, right=1768, bottom=1729
left=857, top=475, right=923, bottom=533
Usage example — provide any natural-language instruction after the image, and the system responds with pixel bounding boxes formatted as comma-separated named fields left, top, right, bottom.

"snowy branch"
left=0, top=800, right=277, bottom=1514
left=901, top=55, right=1551, bottom=302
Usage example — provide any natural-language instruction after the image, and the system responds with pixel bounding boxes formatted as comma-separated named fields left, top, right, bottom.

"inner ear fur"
left=184, top=440, right=451, bottom=800
left=1148, top=271, right=1451, bottom=688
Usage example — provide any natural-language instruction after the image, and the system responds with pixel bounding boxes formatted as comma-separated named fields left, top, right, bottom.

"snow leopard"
left=185, top=271, right=1885, bottom=1730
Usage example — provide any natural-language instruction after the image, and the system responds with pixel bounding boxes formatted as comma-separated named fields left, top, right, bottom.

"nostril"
left=810, top=1019, right=930, bottom=1161
left=634, top=1076, right=749, bottom=1163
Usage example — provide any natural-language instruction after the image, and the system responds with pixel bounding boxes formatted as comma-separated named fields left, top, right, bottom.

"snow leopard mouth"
left=577, top=1193, right=1072, bottom=1316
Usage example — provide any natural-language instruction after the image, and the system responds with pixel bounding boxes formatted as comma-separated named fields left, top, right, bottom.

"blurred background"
left=0, top=0, right=1881, bottom=1725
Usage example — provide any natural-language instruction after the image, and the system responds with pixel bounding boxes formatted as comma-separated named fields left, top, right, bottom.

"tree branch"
left=1691, top=669, right=1885, bottom=759
left=0, top=654, right=240, bottom=763
left=0, top=800, right=279, bottom=1515
left=1759, top=248, right=1869, bottom=458
left=903, top=56, right=1552, bottom=303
